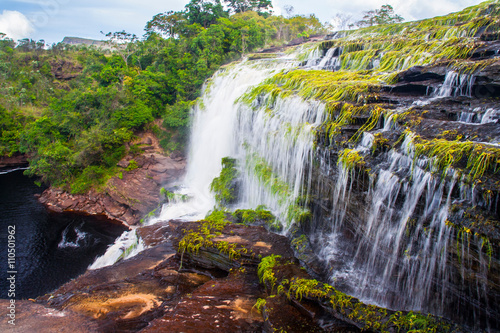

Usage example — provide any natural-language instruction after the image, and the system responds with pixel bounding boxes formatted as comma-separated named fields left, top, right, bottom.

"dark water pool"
left=0, top=169, right=127, bottom=299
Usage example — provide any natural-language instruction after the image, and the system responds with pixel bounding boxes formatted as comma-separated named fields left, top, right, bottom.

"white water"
left=58, top=223, right=90, bottom=249
left=434, top=71, right=476, bottom=98
left=305, top=47, right=342, bottom=71
left=89, top=230, right=144, bottom=269
left=90, top=57, right=300, bottom=269
left=237, top=95, right=325, bottom=230
left=312, top=131, right=495, bottom=321
left=0, top=167, right=28, bottom=175
left=414, top=70, right=476, bottom=106
left=85, top=46, right=496, bottom=327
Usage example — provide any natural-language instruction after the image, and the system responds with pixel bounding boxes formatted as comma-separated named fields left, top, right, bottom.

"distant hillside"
left=61, top=36, right=107, bottom=48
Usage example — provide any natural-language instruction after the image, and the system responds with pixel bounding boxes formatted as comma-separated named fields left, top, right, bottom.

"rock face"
left=2, top=221, right=337, bottom=332
left=4, top=219, right=450, bottom=332
left=39, top=152, right=185, bottom=226
left=50, top=60, right=83, bottom=80
left=38, top=130, right=186, bottom=226
left=301, top=52, right=500, bottom=331
left=0, top=154, right=27, bottom=169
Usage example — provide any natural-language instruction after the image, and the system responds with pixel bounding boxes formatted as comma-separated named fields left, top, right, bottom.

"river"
left=0, top=169, right=127, bottom=299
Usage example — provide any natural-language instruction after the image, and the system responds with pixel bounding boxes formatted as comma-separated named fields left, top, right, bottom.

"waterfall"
left=236, top=95, right=325, bottom=230
left=315, top=47, right=342, bottom=71
left=85, top=46, right=496, bottom=329
left=481, top=108, right=500, bottom=124
left=304, top=47, right=342, bottom=71
left=457, top=107, right=499, bottom=124
left=90, top=56, right=299, bottom=269
left=311, top=132, right=495, bottom=325
left=435, top=71, right=476, bottom=98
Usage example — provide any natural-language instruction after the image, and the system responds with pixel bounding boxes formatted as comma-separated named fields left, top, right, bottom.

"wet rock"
left=0, top=300, right=99, bottom=333
left=26, top=220, right=353, bottom=332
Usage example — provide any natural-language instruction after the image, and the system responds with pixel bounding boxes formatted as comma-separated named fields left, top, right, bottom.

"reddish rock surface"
left=50, top=59, right=83, bottom=80
left=38, top=152, right=186, bottom=226
left=0, top=300, right=99, bottom=333
left=0, top=154, right=27, bottom=169
left=3, top=220, right=355, bottom=332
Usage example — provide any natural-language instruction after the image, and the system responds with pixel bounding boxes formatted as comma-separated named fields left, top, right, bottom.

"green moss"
left=291, top=234, right=308, bottom=253
left=246, top=152, right=310, bottom=226
left=252, top=298, right=267, bottom=313
left=178, top=210, right=253, bottom=262
left=257, top=255, right=456, bottom=332
left=125, top=159, right=139, bottom=172
left=338, top=149, right=365, bottom=170
left=407, top=131, right=500, bottom=181
left=161, top=188, right=189, bottom=203
left=257, top=254, right=281, bottom=291
left=210, top=157, right=239, bottom=207
left=233, top=205, right=277, bottom=226
left=178, top=210, right=231, bottom=256
left=249, top=153, right=290, bottom=202
left=371, top=133, right=390, bottom=155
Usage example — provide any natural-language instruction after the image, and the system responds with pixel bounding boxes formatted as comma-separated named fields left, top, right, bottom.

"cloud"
left=0, top=10, right=34, bottom=40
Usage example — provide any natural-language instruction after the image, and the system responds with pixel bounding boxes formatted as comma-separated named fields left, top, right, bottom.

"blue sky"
left=0, top=0, right=486, bottom=44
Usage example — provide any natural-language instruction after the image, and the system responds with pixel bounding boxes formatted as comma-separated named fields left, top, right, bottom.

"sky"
left=0, top=0, right=487, bottom=44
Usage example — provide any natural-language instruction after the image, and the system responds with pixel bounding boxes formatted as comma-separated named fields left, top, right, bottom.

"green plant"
left=210, top=157, right=239, bottom=207
left=252, top=298, right=267, bottom=313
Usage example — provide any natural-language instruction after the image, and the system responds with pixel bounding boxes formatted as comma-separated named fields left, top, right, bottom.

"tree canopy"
left=0, top=0, right=325, bottom=193
left=356, top=4, right=404, bottom=28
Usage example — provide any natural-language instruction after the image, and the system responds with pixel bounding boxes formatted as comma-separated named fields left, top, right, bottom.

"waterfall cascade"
left=434, top=71, right=476, bottom=98
left=88, top=42, right=499, bottom=330
left=90, top=56, right=303, bottom=268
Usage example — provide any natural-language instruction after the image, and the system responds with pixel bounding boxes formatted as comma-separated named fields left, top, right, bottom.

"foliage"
left=233, top=206, right=276, bottom=225
left=407, top=131, right=500, bottom=181
left=224, top=0, right=273, bottom=15
left=252, top=298, right=267, bottom=313
left=210, top=157, right=239, bottom=207
left=355, top=5, right=404, bottom=28
left=257, top=254, right=281, bottom=291
left=178, top=209, right=252, bottom=262
left=0, top=0, right=325, bottom=192
left=256, top=255, right=456, bottom=332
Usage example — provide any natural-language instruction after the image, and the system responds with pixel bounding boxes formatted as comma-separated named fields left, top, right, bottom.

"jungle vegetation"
left=0, top=0, right=325, bottom=193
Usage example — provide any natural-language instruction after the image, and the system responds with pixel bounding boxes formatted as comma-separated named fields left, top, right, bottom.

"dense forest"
left=0, top=0, right=325, bottom=193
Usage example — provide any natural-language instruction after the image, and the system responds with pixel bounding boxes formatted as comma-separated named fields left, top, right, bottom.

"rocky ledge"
left=0, top=154, right=27, bottom=169
left=0, top=217, right=463, bottom=333
left=38, top=134, right=186, bottom=226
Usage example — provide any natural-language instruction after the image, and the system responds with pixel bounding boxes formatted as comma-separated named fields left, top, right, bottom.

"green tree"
left=144, top=11, right=184, bottom=38
left=224, top=0, right=272, bottom=14
left=185, top=0, right=228, bottom=27
left=356, top=4, right=404, bottom=27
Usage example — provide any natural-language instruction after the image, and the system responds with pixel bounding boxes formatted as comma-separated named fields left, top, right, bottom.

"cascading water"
left=86, top=44, right=497, bottom=329
left=305, top=46, right=342, bottom=71
left=236, top=95, right=325, bottom=230
left=434, top=71, right=476, bottom=98
left=310, top=130, right=497, bottom=328
left=89, top=55, right=303, bottom=269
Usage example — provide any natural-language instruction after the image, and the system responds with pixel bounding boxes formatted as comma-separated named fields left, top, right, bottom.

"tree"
left=356, top=4, right=403, bottom=28
left=185, top=0, right=228, bottom=28
left=101, top=30, right=139, bottom=64
left=144, top=11, right=187, bottom=38
left=224, top=0, right=272, bottom=14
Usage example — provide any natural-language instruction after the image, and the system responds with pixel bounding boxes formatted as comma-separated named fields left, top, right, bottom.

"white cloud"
left=0, top=10, right=35, bottom=40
